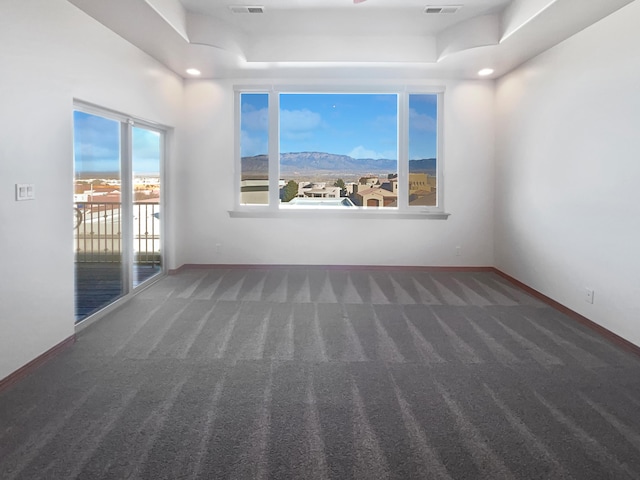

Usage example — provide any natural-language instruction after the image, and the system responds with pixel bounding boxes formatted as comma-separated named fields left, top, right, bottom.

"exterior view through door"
left=73, top=107, right=163, bottom=323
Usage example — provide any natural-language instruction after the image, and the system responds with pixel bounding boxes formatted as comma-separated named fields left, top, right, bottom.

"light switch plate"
left=16, top=184, right=35, bottom=201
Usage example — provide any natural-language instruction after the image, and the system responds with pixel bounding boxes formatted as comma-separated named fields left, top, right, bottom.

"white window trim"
left=231, top=85, right=449, bottom=219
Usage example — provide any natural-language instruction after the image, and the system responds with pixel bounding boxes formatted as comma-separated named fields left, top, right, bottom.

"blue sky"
left=73, top=111, right=161, bottom=174
left=241, top=92, right=438, bottom=160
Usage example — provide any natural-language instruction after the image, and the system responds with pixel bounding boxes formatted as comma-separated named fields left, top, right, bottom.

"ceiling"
left=67, top=0, right=635, bottom=79
left=180, top=0, right=511, bottom=36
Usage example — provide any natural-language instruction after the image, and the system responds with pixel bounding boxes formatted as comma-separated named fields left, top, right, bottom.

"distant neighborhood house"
left=239, top=153, right=437, bottom=207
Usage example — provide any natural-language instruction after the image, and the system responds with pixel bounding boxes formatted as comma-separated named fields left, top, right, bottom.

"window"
left=240, top=93, right=269, bottom=205
left=236, top=88, right=443, bottom=215
left=408, top=94, right=439, bottom=207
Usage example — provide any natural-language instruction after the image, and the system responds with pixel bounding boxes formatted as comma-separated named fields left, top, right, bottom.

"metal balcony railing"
left=74, top=202, right=160, bottom=265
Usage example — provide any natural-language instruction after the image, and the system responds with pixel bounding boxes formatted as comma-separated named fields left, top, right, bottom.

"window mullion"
left=120, top=120, right=133, bottom=293
left=397, top=92, right=409, bottom=210
left=234, top=91, right=242, bottom=210
left=268, top=91, right=280, bottom=209
left=436, top=93, right=444, bottom=210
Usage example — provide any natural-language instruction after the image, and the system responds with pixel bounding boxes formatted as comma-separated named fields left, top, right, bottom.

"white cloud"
left=348, top=145, right=396, bottom=160
left=241, top=107, right=269, bottom=131
left=280, top=109, right=322, bottom=133
left=240, top=130, right=268, bottom=157
left=409, top=108, right=437, bottom=132
left=372, top=114, right=398, bottom=130
left=76, top=142, right=116, bottom=160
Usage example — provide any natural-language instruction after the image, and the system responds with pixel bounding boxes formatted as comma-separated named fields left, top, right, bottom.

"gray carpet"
left=2, top=267, right=640, bottom=479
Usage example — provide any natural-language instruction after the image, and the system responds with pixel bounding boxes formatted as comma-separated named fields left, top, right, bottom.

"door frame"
left=73, top=100, right=169, bottom=329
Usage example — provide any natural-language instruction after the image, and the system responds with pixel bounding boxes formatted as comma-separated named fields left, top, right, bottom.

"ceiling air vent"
left=229, top=5, right=265, bottom=14
left=424, top=5, right=461, bottom=14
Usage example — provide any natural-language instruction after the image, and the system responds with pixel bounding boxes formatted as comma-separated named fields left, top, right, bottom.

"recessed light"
left=186, top=68, right=201, bottom=76
left=478, top=68, right=494, bottom=77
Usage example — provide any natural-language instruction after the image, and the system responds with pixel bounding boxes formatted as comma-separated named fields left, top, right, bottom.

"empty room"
left=1, top=0, right=640, bottom=478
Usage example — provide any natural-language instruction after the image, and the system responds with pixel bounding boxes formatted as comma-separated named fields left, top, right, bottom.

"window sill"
left=228, top=209, right=450, bottom=220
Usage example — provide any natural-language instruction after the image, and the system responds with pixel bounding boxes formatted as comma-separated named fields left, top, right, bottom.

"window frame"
left=233, top=85, right=448, bottom=219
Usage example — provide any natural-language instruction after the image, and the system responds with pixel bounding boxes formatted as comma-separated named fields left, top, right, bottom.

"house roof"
left=357, top=187, right=397, bottom=198
left=409, top=192, right=437, bottom=206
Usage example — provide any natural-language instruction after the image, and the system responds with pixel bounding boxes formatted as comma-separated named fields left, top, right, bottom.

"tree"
left=282, top=180, right=299, bottom=202
left=334, top=178, right=346, bottom=197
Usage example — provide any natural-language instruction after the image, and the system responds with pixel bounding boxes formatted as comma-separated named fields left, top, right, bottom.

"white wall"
left=176, top=78, right=495, bottom=268
left=0, top=0, right=183, bottom=380
left=495, top=2, right=640, bottom=346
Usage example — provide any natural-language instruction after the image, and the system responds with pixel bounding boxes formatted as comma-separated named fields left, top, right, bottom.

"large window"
left=237, top=88, right=443, bottom=213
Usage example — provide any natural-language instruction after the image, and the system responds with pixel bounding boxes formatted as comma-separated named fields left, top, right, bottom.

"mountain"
left=241, top=154, right=268, bottom=174
left=241, top=152, right=436, bottom=175
left=408, top=158, right=437, bottom=174
left=279, top=152, right=397, bottom=172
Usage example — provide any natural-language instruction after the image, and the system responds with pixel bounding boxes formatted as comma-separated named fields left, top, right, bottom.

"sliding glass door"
left=73, top=107, right=164, bottom=323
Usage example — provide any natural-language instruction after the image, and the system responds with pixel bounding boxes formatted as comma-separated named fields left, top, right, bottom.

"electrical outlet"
left=455, top=246, right=461, bottom=257
left=585, top=288, right=594, bottom=304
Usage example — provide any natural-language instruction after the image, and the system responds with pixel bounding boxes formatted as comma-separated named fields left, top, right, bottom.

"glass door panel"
left=73, top=111, right=123, bottom=323
left=132, top=126, right=162, bottom=286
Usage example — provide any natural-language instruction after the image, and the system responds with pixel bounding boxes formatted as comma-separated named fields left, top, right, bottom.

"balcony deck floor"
left=75, top=263, right=161, bottom=323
